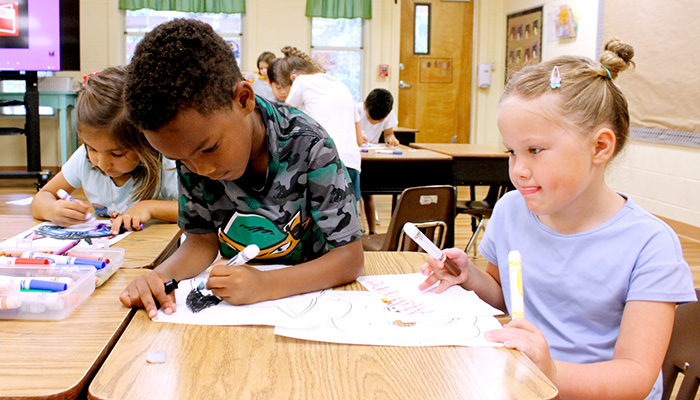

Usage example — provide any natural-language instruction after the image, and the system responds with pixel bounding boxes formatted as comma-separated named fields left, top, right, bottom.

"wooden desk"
left=0, top=214, right=181, bottom=400
left=88, top=252, right=558, bottom=400
left=0, top=267, right=146, bottom=400
left=409, top=143, right=510, bottom=187
left=114, top=222, right=182, bottom=269
left=360, top=145, right=452, bottom=196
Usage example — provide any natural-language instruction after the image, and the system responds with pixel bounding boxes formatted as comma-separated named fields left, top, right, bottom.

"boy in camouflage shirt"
left=120, top=19, right=363, bottom=319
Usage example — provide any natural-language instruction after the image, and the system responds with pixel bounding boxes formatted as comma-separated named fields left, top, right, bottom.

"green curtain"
left=305, top=0, right=371, bottom=19
left=118, top=0, right=245, bottom=14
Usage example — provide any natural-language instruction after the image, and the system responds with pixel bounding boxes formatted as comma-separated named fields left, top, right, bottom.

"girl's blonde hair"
left=76, top=65, right=166, bottom=202
left=502, top=38, right=635, bottom=157
left=268, top=46, right=324, bottom=87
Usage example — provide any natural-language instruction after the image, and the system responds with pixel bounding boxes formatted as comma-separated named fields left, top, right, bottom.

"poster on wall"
left=505, top=6, right=543, bottom=82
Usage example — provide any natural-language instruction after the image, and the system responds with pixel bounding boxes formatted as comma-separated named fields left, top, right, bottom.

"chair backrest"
left=380, top=185, right=456, bottom=251
left=662, top=288, right=700, bottom=400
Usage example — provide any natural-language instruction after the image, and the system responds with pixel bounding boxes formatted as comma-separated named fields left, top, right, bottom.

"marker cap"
left=72, top=257, right=107, bottom=270
left=24, top=279, right=67, bottom=292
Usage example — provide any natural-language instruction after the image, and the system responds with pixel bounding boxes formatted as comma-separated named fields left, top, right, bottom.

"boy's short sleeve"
left=354, top=102, right=363, bottom=123
left=306, top=136, right=362, bottom=248
left=176, top=162, right=219, bottom=233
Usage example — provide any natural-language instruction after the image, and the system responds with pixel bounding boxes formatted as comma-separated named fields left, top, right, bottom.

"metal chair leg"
left=465, top=216, right=486, bottom=258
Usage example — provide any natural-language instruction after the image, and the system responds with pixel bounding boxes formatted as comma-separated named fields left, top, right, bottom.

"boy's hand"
left=206, top=262, right=267, bottom=305
left=120, top=270, right=176, bottom=319
left=110, top=202, right=152, bottom=234
left=385, top=134, right=400, bottom=147
left=484, top=318, right=557, bottom=379
left=362, top=135, right=371, bottom=145
left=418, top=247, right=471, bottom=293
left=52, top=199, right=91, bottom=227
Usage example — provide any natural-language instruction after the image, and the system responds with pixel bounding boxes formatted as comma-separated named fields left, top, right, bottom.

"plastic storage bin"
left=0, top=264, right=95, bottom=320
left=0, top=242, right=124, bottom=287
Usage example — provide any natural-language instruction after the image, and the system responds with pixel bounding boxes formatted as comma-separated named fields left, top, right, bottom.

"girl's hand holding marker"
left=403, top=223, right=470, bottom=293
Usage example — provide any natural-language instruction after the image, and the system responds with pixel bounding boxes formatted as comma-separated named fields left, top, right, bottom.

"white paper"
left=357, top=273, right=503, bottom=321
left=274, top=291, right=503, bottom=347
left=153, top=271, right=332, bottom=328
left=6, top=197, right=33, bottom=205
left=155, top=272, right=504, bottom=347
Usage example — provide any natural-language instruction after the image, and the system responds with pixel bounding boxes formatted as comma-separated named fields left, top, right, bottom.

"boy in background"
left=356, top=88, right=399, bottom=234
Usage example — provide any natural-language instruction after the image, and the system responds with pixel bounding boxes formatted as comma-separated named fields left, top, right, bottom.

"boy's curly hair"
left=124, top=18, right=243, bottom=132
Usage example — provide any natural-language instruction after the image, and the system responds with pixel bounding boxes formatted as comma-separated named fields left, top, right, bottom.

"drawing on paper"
left=31, top=224, right=116, bottom=244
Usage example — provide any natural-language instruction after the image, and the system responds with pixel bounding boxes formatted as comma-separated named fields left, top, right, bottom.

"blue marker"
left=376, top=150, right=403, bottom=155
left=20, top=279, right=67, bottom=292
left=21, top=251, right=106, bottom=270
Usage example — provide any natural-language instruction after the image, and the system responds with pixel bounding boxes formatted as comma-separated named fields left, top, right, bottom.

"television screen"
left=0, top=0, right=79, bottom=71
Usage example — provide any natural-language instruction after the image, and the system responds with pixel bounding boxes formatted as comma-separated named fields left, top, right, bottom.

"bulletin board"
left=603, top=0, right=700, bottom=147
left=505, top=6, right=543, bottom=82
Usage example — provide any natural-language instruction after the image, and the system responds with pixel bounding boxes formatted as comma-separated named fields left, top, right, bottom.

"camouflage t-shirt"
left=177, top=96, right=362, bottom=264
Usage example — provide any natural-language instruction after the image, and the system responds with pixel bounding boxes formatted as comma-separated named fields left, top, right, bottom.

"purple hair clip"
left=550, top=66, right=561, bottom=89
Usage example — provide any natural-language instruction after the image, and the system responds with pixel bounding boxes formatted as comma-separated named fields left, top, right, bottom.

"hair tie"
left=549, top=66, right=561, bottom=89
left=601, top=65, right=613, bottom=80
left=82, top=71, right=100, bottom=83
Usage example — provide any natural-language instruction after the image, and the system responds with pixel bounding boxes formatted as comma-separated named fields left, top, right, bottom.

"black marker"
left=154, top=279, right=178, bottom=310
left=164, top=279, right=178, bottom=294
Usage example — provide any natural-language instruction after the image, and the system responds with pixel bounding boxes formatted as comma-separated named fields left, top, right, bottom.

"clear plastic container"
left=0, top=240, right=123, bottom=287
left=0, top=264, right=95, bottom=320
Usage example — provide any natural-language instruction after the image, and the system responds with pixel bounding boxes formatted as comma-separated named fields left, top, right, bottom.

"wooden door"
left=399, top=0, right=473, bottom=143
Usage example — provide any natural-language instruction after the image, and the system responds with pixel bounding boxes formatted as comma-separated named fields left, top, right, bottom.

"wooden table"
left=114, top=222, right=182, bottom=269
left=0, top=215, right=182, bottom=400
left=0, top=268, right=147, bottom=400
left=360, top=144, right=452, bottom=196
left=88, top=252, right=559, bottom=400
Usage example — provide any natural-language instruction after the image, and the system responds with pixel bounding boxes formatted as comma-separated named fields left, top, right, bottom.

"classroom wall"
left=471, top=0, right=700, bottom=230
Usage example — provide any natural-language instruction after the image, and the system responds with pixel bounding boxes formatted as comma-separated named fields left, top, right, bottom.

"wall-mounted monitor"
left=0, top=0, right=80, bottom=71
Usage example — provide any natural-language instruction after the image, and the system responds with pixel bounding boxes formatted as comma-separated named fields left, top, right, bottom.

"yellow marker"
left=508, top=250, right=524, bottom=319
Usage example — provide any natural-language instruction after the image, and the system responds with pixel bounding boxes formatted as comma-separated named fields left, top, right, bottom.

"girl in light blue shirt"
left=420, top=38, right=695, bottom=399
left=32, top=66, right=178, bottom=234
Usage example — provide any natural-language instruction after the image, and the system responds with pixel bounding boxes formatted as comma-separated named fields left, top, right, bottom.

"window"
left=310, top=17, right=363, bottom=102
left=125, top=10, right=242, bottom=65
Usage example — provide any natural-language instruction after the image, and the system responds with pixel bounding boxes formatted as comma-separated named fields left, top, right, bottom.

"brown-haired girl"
left=32, top=65, right=178, bottom=233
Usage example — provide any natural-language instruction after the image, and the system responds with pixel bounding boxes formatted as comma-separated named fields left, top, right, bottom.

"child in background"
left=120, top=19, right=363, bottom=318
left=268, top=46, right=364, bottom=204
left=356, top=88, right=399, bottom=234
left=31, top=66, right=178, bottom=234
left=357, top=88, right=399, bottom=147
left=250, top=51, right=276, bottom=102
left=420, top=38, right=695, bottom=399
